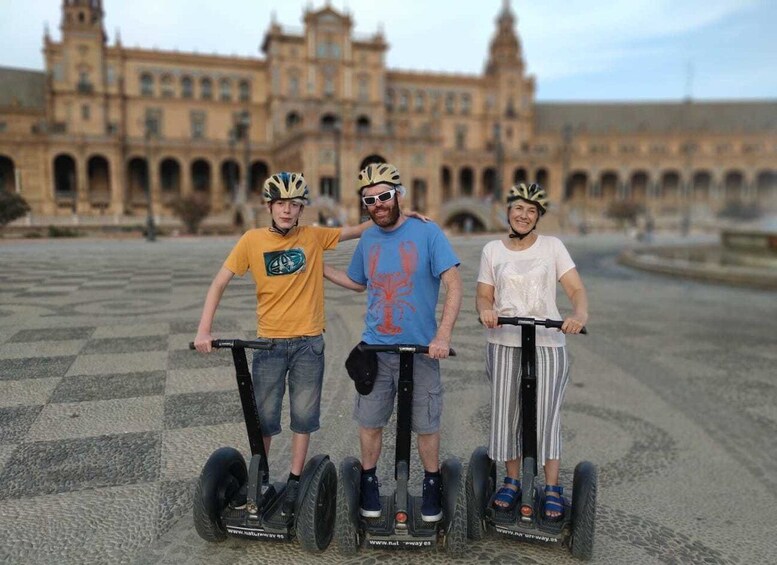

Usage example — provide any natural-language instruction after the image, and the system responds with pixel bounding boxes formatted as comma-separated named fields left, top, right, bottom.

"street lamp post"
left=560, top=123, right=572, bottom=232
left=233, top=111, right=251, bottom=226
left=333, top=122, right=341, bottom=203
left=228, top=128, right=238, bottom=205
left=493, top=122, right=503, bottom=202
left=143, top=117, right=156, bottom=242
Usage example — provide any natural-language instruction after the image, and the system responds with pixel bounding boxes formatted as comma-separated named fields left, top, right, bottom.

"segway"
left=335, top=344, right=467, bottom=556
left=189, top=339, right=337, bottom=552
left=466, top=317, right=597, bottom=560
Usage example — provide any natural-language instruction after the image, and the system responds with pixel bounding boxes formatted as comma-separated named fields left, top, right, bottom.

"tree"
left=170, top=194, right=211, bottom=234
left=0, top=191, right=31, bottom=229
left=606, top=201, right=644, bottom=227
left=717, top=200, right=761, bottom=221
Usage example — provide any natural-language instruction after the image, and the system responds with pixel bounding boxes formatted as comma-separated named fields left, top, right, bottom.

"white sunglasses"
left=361, top=188, right=396, bottom=206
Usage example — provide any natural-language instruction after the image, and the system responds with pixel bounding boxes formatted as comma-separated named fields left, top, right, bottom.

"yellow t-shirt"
left=224, top=226, right=342, bottom=338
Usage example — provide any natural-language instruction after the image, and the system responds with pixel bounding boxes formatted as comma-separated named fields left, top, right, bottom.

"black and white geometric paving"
left=1, top=234, right=774, bottom=564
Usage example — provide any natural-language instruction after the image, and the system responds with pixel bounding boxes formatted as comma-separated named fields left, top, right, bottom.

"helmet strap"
left=268, top=201, right=303, bottom=236
left=269, top=220, right=291, bottom=236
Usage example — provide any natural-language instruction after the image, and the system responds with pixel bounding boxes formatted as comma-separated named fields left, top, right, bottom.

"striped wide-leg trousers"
left=485, top=342, right=570, bottom=464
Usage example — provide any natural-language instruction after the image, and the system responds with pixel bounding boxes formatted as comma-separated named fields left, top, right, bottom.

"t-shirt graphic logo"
left=368, top=241, right=417, bottom=335
left=264, top=249, right=306, bottom=276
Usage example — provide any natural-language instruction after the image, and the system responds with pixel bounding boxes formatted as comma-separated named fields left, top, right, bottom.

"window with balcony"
left=220, top=79, right=232, bottom=101
left=239, top=80, right=251, bottom=102
left=140, top=73, right=154, bottom=97
left=160, top=75, right=174, bottom=98
left=190, top=111, right=206, bottom=139
left=200, top=78, right=212, bottom=100
left=181, top=76, right=193, bottom=98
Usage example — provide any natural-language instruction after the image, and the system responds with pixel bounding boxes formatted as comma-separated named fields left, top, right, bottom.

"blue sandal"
left=493, top=477, right=521, bottom=510
left=544, top=484, right=565, bottom=521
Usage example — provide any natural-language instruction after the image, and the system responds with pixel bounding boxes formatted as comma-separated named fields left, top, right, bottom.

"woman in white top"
left=476, top=183, right=589, bottom=521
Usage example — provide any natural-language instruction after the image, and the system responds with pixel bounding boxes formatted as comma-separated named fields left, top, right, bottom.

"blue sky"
left=1, top=0, right=775, bottom=101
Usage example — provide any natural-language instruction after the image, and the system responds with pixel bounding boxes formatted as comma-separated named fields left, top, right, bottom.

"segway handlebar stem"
left=189, top=339, right=274, bottom=350
left=358, top=343, right=457, bottom=356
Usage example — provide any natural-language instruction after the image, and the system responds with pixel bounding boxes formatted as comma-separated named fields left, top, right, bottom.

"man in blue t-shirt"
left=324, top=163, right=462, bottom=522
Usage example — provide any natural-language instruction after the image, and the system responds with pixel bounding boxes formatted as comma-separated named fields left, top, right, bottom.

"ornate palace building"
left=0, top=0, right=775, bottom=232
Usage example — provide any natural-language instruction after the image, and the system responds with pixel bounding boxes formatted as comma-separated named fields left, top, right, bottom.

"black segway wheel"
left=465, top=447, right=496, bottom=540
left=335, top=457, right=362, bottom=555
left=193, top=446, right=247, bottom=542
left=444, top=473, right=467, bottom=556
left=296, top=459, right=337, bottom=552
left=569, top=460, right=597, bottom=561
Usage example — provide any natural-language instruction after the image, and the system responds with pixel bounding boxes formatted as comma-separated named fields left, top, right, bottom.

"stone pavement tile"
left=168, top=348, right=236, bottom=370
left=161, top=422, right=250, bottom=481
left=165, top=367, right=237, bottom=395
left=0, top=356, right=75, bottom=381
left=128, top=285, right=173, bottom=294
left=20, top=285, right=80, bottom=295
left=0, top=340, right=85, bottom=359
left=0, top=431, right=160, bottom=499
left=66, top=350, right=167, bottom=376
left=0, top=444, right=15, bottom=474
left=92, top=322, right=170, bottom=339
left=0, top=483, right=159, bottom=564
left=81, top=334, right=169, bottom=354
left=750, top=404, right=777, bottom=425
left=170, top=319, right=242, bottom=335
left=8, top=327, right=95, bottom=342
left=50, top=371, right=166, bottom=403
left=164, top=391, right=243, bottom=430
left=79, top=279, right=128, bottom=289
left=0, top=405, right=44, bottom=444
left=158, top=478, right=197, bottom=538
left=0, top=377, right=60, bottom=408
left=25, top=396, right=165, bottom=442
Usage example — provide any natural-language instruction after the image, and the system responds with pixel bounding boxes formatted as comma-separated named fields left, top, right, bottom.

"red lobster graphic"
left=367, top=241, right=418, bottom=335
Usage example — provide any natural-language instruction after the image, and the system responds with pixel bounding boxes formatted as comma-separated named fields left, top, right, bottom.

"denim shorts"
left=353, top=352, right=443, bottom=434
left=251, top=334, right=325, bottom=436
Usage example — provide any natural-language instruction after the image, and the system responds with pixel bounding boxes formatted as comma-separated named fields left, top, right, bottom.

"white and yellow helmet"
left=263, top=172, right=309, bottom=204
left=357, top=163, right=402, bottom=194
left=506, top=183, right=549, bottom=215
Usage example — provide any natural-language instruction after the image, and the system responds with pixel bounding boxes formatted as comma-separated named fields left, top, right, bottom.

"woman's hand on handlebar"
left=193, top=332, right=213, bottom=353
left=561, top=313, right=588, bottom=334
left=479, top=309, right=500, bottom=329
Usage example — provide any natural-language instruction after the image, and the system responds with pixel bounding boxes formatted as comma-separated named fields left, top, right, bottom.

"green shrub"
left=47, top=226, right=80, bottom=238
left=717, top=200, right=761, bottom=221
left=606, top=201, right=645, bottom=226
left=0, top=192, right=31, bottom=228
left=171, top=194, right=211, bottom=234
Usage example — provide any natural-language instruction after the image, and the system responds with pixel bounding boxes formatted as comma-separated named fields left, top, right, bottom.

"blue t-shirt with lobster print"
left=347, top=217, right=460, bottom=346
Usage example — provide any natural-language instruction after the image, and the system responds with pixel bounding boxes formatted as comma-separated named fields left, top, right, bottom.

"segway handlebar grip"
left=494, top=316, right=588, bottom=335
left=358, top=343, right=456, bottom=356
left=189, top=339, right=274, bottom=350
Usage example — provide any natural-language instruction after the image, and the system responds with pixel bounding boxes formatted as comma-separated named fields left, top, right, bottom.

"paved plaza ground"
left=0, top=232, right=775, bottom=564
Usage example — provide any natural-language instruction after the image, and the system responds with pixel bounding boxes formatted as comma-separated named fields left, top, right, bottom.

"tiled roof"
left=534, top=101, right=777, bottom=135
left=0, top=66, right=46, bottom=110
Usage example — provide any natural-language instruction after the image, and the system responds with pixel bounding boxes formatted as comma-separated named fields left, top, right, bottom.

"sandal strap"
left=494, top=486, right=519, bottom=503
left=503, top=476, right=521, bottom=488
left=544, top=484, right=563, bottom=495
left=544, top=498, right=564, bottom=512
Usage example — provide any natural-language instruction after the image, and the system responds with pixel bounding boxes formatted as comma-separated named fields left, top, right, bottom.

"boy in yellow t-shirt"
left=194, top=172, right=370, bottom=517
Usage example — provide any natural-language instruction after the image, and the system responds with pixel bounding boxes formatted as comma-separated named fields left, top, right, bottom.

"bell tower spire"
left=61, top=0, right=106, bottom=42
left=486, top=0, right=523, bottom=74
